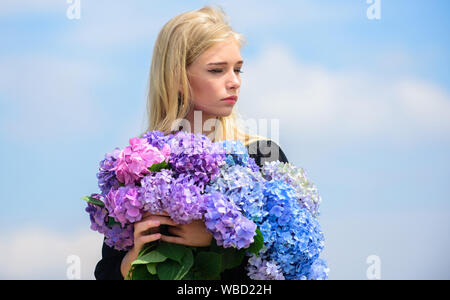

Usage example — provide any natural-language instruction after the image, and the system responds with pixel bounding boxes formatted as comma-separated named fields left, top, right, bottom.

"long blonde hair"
left=143, top=5, right=267, bottom=146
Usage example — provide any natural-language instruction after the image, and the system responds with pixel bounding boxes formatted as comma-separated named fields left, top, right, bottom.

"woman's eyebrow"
left=207, top=60, right=244, bottom=66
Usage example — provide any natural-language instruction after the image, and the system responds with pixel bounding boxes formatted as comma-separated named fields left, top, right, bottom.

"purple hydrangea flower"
left=169, top=132, right=226, bottom=189
left=247, top=157, right=260, bottom=173
left=97, top=148, right=121, bottom=196
left=140, top=169, right=174, bottom=215
left=163, top=173, right=206, bottom=224
left=104, top=224, right=134, bottom=251
left=204, top=192, right=257, bottom=249
left=85, top=193, right=134, bottom=251
left=105, top=185, right=144, bottom=227
left=206, top=165, right=267, bottom=223
left=85, top=194, right=109, bottom=234
left=142, top=130, right=174, bottom=150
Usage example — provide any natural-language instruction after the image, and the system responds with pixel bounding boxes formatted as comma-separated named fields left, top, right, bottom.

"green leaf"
left=129, top=264, right=158, bottom=280
left=157, top=260, right=182, bottom=280
left=107, top=217, right=121, bottom=228
left=247, top=228, right=264, bottom=255
left=148, top=161, right=169, bottom=172
left=138, top=242, right=158, bottom=257
left=193, top=252, right=222, bottom=280
left=81, top=196, right=105, bottom=207
left=156, top=241, right=187, bottom=264
left=220, top=248, right=246, bottom=271
left=174, top=248, right=194, bottom=280
left=182, top=270, right=195, bottom=280
left=208, top=239, right=245, bottom=272
left=147, top=263, right=157, bottom=275
left=131, top=250, right=167, bottom=266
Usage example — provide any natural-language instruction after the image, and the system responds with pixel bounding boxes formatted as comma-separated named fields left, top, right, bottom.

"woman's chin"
left=215, top=107, right=234, bottom=118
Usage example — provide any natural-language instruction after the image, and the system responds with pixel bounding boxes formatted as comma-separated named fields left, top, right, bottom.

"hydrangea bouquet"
left=83, top=131, right=328, bottom=280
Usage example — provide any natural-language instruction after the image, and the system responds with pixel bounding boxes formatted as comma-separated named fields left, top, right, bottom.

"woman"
left=95, top=5, right=289, bottom=280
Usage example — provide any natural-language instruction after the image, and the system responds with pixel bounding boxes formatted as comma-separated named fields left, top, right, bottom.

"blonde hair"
left=143, top=5, right=267, bottom=146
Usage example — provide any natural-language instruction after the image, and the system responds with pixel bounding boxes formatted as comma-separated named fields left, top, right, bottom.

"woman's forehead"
left=198, top=39, right=242, bottom=65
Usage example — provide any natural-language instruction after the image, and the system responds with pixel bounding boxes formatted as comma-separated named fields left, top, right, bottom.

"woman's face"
left=186, top=38, right=243, bottom=119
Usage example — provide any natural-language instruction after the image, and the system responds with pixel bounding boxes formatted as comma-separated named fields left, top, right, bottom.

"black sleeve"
left=247, top=139, right=289, bottom=167
left=94, top=239, right=127, bottom=280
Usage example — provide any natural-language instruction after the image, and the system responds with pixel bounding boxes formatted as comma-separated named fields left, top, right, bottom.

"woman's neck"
left=184, top=109, right=220, bottom=141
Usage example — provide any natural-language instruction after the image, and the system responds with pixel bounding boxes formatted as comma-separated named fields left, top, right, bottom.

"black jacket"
left=94, top=140, right=289, bottom=280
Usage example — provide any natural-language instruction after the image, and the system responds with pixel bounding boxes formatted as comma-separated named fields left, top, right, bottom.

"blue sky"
left=0, top=0, right=449, bottom=279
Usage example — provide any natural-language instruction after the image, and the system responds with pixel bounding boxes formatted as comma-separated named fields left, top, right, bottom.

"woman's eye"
left=208, top=69, right=243, bottom=74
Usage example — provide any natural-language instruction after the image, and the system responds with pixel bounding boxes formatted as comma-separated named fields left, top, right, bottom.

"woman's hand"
left=161, top=219, right=213, bottom=247
left=132, top=212, right=178, bottom=252
left=120, top=212, right=177, bottom=278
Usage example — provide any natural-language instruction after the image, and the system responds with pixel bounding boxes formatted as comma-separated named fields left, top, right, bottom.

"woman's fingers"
left=142, top=211, right=170, bottom=219
left=135, top=216, right=178, bottom=234
left=140, top=232, right=162, bottom=244
left=155, top=215, right=177, bottom=226
left=134, top=219, right=161, bottom=235
left=167, top=226, right=183, bottom=237
left=160, top=234, right=185, bottom=245
left=141, top=214, right=177, bottom=226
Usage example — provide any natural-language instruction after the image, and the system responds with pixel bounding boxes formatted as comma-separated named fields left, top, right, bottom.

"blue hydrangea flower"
left=307, top=258, right=330, bottom=280
left=261, top=161, right=322, bottom=217
left=206, top=164, right=266, bottom=223
left=246, top=251, right=285, bottom=280
left=247, top=180, right=326, bottom=280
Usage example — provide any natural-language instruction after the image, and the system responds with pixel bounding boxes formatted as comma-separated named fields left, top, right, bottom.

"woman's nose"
left=226, top=71, right=241, bottom=89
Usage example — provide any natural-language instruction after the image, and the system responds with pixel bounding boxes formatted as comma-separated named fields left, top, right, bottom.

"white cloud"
left=321, top=210, right=450, bottom=279
left=0, top=55, right=105, bottom=141
left=237, top=44, right=450, bottom=145
left=214, top=0, right=360, bottom=31
left=0, top=227, right=103, bottom=279
left=1, top=212, right=448, bottom=280
left=396, top=79, right=450, bottom=132
left=61, top=1, right=170, bottom=49
left=60, top=1, right=361, bottom=49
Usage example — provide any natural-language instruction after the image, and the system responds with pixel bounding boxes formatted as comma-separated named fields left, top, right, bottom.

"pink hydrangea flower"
left=114, top=137, right=171, bottom=185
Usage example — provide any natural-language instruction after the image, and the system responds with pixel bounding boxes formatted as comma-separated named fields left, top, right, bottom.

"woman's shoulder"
left=245, top=139, right=289, bottom=167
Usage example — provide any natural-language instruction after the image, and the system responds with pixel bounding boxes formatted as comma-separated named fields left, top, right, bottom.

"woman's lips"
left=222, top=99, right=237, bottom=104
left=221, top=96, right=237, bottom=104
